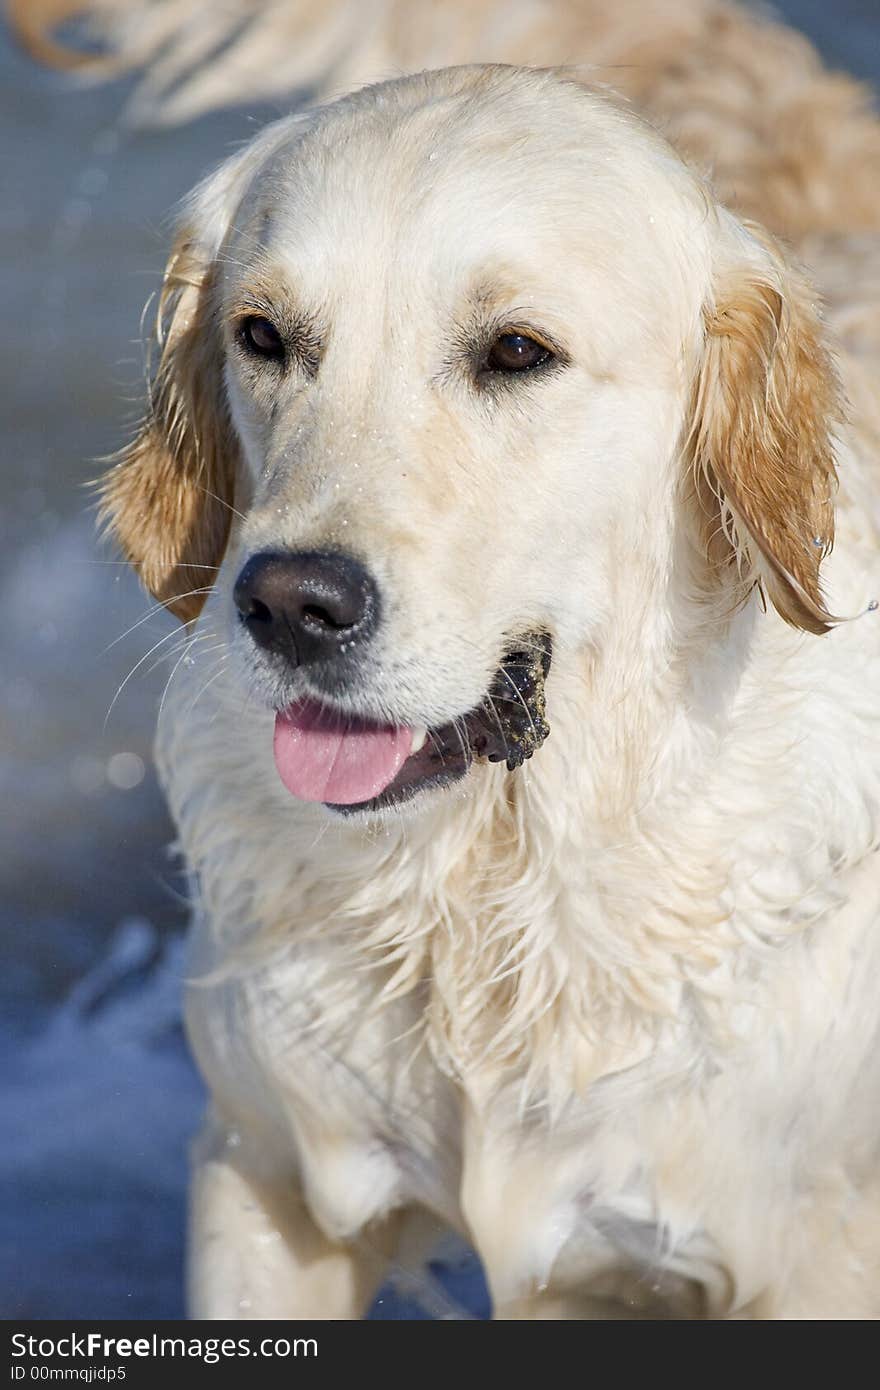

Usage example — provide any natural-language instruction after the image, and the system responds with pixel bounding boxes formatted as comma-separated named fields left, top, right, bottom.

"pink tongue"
left=273, top=700, right=413, bottom=805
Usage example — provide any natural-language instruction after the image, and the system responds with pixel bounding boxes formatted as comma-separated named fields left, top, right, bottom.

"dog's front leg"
left=187, top=1117, right=396, bottom=1319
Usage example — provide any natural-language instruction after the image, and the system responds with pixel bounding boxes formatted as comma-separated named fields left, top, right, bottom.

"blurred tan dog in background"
left=13, top=1, right=880, bottom=1318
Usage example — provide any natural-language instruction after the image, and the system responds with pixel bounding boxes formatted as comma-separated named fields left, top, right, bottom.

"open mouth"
left=272, top=632, right=553, bottom=813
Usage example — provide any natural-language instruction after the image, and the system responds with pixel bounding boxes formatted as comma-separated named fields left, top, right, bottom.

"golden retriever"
left=15, top=1, right=880, bottom=1318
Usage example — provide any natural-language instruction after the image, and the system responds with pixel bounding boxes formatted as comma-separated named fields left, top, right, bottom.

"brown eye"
left=486, top=332, right=552, bottom=374
left=240, top=315, right=284, bottom=359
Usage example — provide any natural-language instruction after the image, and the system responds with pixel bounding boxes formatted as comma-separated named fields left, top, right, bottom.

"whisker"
left=142, top=628, right=221, bottom=679
left=143, top=632, right=198, bottom=678
left=184, top=658, right=231, bottom=720
left=194, top=483, right=248, bottom=524
left=425, top=728, right=448, bottom=764
left=104, top=625, right=194, bottom=729
left=159, top=634, right=224, bottom=722
left=497, top=669, right=539, bottom=740
left=483, top=695, right=509, bottom=745
left=102, top=587, right=216, bottom=653
left=143, top=627, right=220, bottom=672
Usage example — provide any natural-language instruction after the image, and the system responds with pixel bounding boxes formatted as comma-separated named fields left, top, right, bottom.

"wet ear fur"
left=690, top=222, right=842, bottom=635
left=98, top=228, right=237, bottom=622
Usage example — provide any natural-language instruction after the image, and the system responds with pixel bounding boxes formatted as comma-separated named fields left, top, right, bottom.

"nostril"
left=233, top=563, right=270, bottom=623
left=245, top=596, right=273, bottom=625
left=301, top=602, right=352, bottom=631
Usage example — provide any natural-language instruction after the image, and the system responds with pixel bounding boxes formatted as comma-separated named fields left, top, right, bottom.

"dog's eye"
left=486, top=332, right=552, bottom=374
left=239, top=315, right=285, bottom=359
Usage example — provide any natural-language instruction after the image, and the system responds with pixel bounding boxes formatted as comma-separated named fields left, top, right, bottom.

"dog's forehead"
left=229, top=68, right=709, bottom=290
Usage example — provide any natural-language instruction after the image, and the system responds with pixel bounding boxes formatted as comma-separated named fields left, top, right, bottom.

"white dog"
left=99, top=64, right=880, bottom=1318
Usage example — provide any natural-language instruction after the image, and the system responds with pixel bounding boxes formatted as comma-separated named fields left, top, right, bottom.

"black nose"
left=233, top=550, right=380, bottom=667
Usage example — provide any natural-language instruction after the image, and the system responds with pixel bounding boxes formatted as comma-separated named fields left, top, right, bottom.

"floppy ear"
left=99, top=231, right=236, bottom=622
left=689, top=223, right=842, bottom=635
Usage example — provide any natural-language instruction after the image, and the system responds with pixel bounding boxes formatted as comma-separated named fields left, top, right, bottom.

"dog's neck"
left=376, top=577, right=765, bottom=1107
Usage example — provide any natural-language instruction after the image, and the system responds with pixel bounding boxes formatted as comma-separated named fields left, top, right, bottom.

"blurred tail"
left=8, top=0, right=111, bottom=70
left=5, top=0, right=394, bottom=126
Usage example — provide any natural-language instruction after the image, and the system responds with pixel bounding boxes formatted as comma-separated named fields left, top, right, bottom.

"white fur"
left=149, top=68, right=880, bottom=1318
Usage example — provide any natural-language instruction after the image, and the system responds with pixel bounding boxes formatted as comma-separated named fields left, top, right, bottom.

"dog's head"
left=102, top=66, right=840, bottom=812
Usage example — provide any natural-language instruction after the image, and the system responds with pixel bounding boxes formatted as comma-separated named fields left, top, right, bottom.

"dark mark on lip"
left=468, top=631, right=553, bottom=770
left=327, top=630, right=553, bottom=813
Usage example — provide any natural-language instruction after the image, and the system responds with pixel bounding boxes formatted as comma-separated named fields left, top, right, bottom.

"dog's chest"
left=185, top=931, right=710, bottom=1307
left=186, top=935, right=467, bottom=1234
